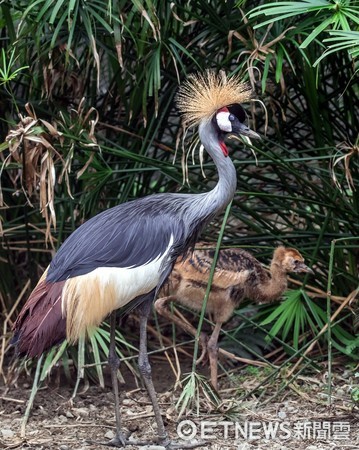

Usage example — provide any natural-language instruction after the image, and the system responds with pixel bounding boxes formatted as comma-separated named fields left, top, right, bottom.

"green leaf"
left=89, top=330, right=105, bottom=388
left=40, top=341, right=68, bottom=381
left=300, top=16, right=334, bottom=48
left=49, top=0, right=66, bottom=25
left=0, top=141, right=9, bottom=153
left=275, top=45, right=284, bottom=83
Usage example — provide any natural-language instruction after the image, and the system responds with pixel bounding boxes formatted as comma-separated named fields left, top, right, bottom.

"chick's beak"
left=295, top=262, right=314, bottom=274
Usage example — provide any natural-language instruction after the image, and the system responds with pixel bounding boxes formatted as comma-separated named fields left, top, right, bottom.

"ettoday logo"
left=176, top=419, right=351, bottom=442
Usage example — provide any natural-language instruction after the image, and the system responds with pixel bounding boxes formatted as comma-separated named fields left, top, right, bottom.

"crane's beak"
left=295, top=262, right=314, bottom=274
left=232, top=122, right=261, bottom=140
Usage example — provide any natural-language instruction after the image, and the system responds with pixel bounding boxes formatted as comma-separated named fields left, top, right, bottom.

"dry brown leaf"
left=1, top=100, right=100, bottom=244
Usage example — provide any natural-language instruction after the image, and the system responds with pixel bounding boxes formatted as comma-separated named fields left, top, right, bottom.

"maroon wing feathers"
left=13, top=279, right=66, bottom=357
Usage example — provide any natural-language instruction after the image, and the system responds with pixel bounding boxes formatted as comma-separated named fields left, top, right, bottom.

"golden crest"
left=176, top=70, right=252, bottom=128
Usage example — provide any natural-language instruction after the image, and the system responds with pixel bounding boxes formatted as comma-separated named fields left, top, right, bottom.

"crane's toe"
left=106, top=433, right=127, bottom=447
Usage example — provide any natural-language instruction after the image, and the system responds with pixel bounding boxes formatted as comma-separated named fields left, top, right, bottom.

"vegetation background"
left=0, top=0, right=358, bottom=405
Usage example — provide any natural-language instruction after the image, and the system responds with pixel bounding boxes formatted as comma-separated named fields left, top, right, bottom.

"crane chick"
left=155, top=245, right=313, bottom=390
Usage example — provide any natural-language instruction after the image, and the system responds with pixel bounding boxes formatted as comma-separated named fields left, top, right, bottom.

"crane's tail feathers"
left=12, top=275, right=66, bottom=358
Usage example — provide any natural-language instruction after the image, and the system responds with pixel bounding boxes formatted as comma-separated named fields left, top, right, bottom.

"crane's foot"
left=104, top=431, right=129, bottom=447
left=86, top=429, right=131, bottom=447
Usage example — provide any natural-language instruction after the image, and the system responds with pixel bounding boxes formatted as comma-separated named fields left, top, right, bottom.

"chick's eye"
left=229, top=114, right=235, bottom=121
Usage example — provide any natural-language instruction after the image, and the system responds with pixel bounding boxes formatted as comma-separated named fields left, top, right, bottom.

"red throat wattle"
left=220, top=141, right=228, bottom=157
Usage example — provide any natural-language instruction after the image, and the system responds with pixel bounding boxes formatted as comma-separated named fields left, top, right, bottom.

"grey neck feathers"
left=192, top=119, right=237, bottom=218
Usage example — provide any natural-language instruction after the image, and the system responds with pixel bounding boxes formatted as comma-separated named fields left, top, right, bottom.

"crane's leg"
left=138, top=298, right=207, bottom=450
left=207, top=321, right=223, bottom=391
left=107, top=310, right=127, bottom=446
left=137, top=297, right=170, bottom=446
left=92, top=311, right=153, bottom=447
left=155, top=296, right=208, bottom=365
left=93, top=301, right=206, bottom=449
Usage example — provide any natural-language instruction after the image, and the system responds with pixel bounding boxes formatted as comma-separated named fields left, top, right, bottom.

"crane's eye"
left=229, top=114, right=235, bottom=121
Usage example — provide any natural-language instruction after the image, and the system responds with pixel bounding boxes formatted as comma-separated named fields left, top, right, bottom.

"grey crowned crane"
left=13, top=71, right=259, bottom=448
left=156, top=244, right=313, bottom=390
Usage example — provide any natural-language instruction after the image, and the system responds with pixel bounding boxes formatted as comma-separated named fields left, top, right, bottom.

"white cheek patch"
left=216, top=111, right=232, bottom=132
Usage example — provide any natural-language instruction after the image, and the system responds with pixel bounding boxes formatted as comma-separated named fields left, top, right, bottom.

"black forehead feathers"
left=227, top=103, right=246, bottom=123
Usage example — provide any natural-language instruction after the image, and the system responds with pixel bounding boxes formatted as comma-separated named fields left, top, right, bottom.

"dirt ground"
left=1, top=358, right=358, bottom=450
